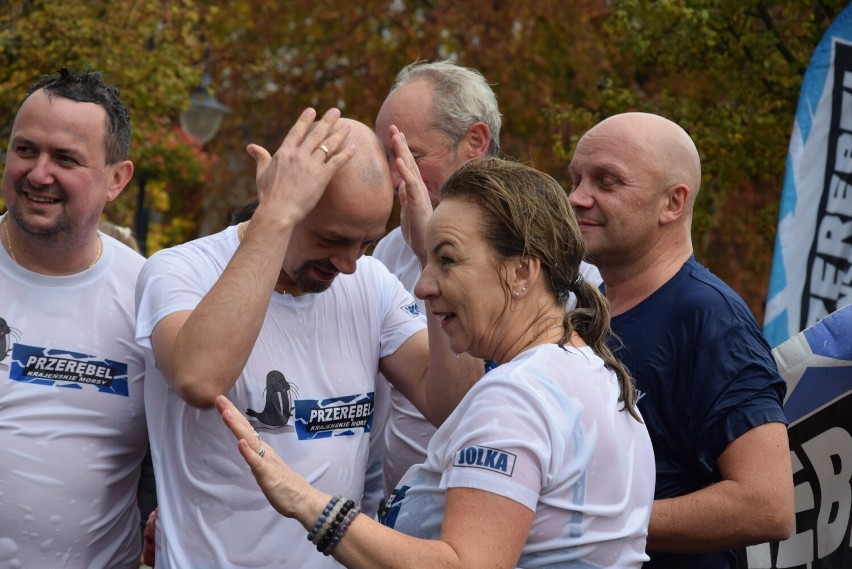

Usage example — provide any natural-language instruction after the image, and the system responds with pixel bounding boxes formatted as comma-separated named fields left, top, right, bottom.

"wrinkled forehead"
left=11, top=89, right=109, bottom=158
left=426, top=198, right=485, bottom=244
left=572, top=120, right=657, bottom=176
left=583, top=117, right=647, bottom=154
left=375, top=81, right=442, bottom=145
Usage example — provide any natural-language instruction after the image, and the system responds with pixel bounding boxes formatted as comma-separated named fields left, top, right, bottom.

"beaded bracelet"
left=307, top=496, right=342, bottom=544
left=316, top=499, right=355, bottom=552
left=322, top=506, right=360, bottom=556
left=313, top=498, right=348, bottom=545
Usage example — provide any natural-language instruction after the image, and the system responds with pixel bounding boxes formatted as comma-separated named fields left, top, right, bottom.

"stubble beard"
left=7, top=181, right=76, bottom=245
left=289, top=262, right=337, bottom=294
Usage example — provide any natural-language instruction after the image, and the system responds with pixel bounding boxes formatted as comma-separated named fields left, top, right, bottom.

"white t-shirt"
left=381, top=343, right=655, bottom=569
left=372, top=226, right=605, bottom=495
left=135, top=225, right=426, bottom=569
left=371, top=227, right=432, bottom=496
left=0, top=226, right=147, bottom=569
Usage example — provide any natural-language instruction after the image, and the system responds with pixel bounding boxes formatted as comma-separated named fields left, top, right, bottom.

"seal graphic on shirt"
left=1, top=317, right=21, bottom=366
left=247, top=370, right=298, bottom=429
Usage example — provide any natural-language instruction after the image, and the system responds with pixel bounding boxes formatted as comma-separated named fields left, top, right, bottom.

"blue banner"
left=764, top=5, right=852, bottom=348
left=746, top=305, right=852, bottom=568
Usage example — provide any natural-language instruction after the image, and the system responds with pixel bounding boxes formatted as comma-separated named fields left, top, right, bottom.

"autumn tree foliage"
left=195, top=0, right=611, bottom=231
left=0, top=0, right=208, bottom=251
left=0, top=0, right=848, bottom=317
left=579, top=0, right=849, bottom=318
left=198, top=0, right=846, bottom=318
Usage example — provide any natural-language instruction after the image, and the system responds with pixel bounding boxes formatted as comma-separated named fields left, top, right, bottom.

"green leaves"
left=563, top=0, right=847, bottom=317
left=0, top=0, right=204, bottom=250
left=0, top=0, right=845, bottom=315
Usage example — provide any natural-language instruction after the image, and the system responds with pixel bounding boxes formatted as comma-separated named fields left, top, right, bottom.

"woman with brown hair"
left=217, top=157, right=655, bottom=568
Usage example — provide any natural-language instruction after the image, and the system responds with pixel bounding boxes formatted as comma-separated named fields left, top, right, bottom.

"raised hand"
left=247, top=108, right=355, bottom=228
left=216, top=395, right=311, bottom=519
left=389, top=125, right=433, bottom=264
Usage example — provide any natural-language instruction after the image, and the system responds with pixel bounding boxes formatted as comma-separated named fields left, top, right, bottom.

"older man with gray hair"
left=371, top=60, right=601, bottom=501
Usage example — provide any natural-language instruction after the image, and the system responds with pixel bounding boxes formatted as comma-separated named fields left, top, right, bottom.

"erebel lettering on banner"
left=765, top=5, right=852, bottom=349
left=746, top=305, right=852, bottom=569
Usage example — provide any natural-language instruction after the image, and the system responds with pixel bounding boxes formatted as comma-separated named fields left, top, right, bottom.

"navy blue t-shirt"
left=607, top=257, right=787, bottom=569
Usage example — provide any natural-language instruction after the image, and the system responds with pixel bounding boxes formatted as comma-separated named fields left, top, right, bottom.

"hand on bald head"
left=314, top=118, right=394, bottom=222
left=324, top=118, right=392, bottom=198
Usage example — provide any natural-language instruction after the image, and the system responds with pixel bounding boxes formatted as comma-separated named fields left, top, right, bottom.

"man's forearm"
left=165, top=220, right=293, bottom=407
left=648, top=479, right=792, bottom=553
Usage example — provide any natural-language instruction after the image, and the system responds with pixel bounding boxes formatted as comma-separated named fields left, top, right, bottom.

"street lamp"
left=179, top=69, right=231, bottom=144
left=135, top=65, right=230, bottom=256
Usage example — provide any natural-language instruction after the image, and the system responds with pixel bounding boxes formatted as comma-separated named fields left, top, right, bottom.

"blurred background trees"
left=0, top=0, right=847, bottom=319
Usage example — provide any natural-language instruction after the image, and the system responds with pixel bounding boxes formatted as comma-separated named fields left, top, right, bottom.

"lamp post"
left=134, top=65, right=230, bottom=256
left=179, top=68, right=232, bottom=144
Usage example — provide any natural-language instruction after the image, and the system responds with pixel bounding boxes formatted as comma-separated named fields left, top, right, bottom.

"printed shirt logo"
left=293, top=392, right=375, bottom=440
left=7, top=343, right=130, bottom=397
left=453, top=445, right=516, bottom=476
left=247, top=370, right=298, bottom=429
left=400, top=302, right=421, bottom=317
left=1, top=317, right=21, bottom=364
left=378, top=485, right=410, bottom=528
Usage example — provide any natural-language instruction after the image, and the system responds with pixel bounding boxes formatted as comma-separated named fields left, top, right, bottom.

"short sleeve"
left=692, top=322, right=787, bottom=471
left=134, top=248, right=217, bottom=349
left=438, top=378, right=577, bottom=511
left=365, top=257, right=426, bottom=359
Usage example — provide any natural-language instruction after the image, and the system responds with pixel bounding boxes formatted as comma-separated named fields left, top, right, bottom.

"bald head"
left=278, top=118, right=394, bottom=295
left=322, top=118, right=393, bottom=211
left=568, top=112, right=700, bottom=273
left=331, top=119, right=391, bottom=190
left=586, top=112, right=702, bottom=208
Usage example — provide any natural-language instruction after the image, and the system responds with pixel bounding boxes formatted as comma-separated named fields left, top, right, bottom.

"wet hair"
left=440, top=157, right=640, bottom=420
left=26, top=67, right=131, bottom=164
left=230, top=197, right=259, bottom=224
left=391, top=60, right=501, bottom=158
